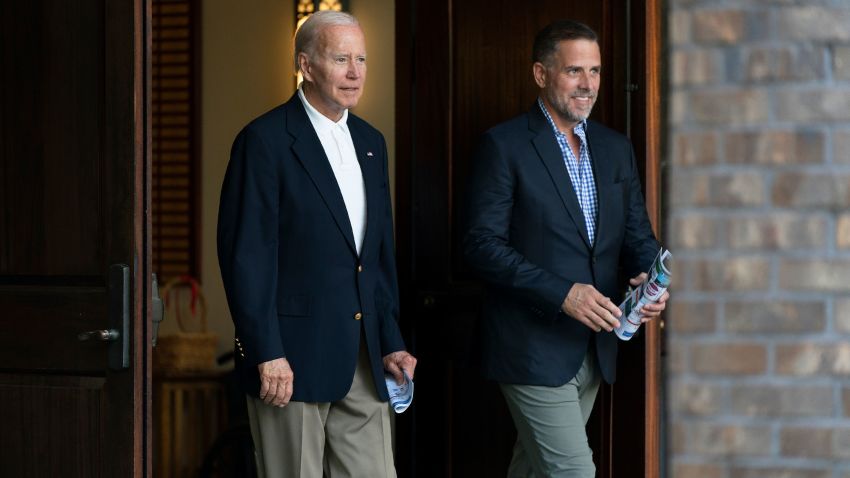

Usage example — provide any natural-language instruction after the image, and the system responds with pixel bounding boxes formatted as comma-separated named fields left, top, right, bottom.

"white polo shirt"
left=298, top=87, right=367, bottom=255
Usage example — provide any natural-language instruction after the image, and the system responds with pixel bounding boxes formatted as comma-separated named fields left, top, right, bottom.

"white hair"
left=294, top=11, right=360, bottom=73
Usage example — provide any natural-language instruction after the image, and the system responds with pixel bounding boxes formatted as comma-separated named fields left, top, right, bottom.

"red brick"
left=683, top=422, right=771, bottom=456
left=669, top=10, right=691, bottom=46
left=778, top=7, right=850, bottom=42
left=672, top=463, right=723, bottom=478
left=724, top=301, right=825, bottom=334
left=731, top=385, right=832, bottom=417
left=844, top=387, right=850, bottom=417
left=727, top=215, right=826, bottom=250
left=671, top=215, right=718, bottom=250
left=693, top=10, right=746, bottom=44
left=672, top=49, right=723, bottom=86
left=837, top=298, right=850, bottom=333
left=709, top=173, right=764, bottom=206
left=669, top=300, right=716, bottom=334
left=835, top=428, right=850, bottom=459
left=670, top=422, right=686, bottom=455
left=690, top=258, right=770, bottom=292
left=743, top=46, right=825, bottom=83
left=837, top=46, right=850, bottom=81
left=671, top=382, right=724, bottom=416
left=692, top=343, right=767, bottom=375
left=668, top=343, right=688, bottom=375
left=837, top=215, right=850, bottom=249
left=776, top=88, right=850, bottom=122
left=781, top=427, right=832, bottom=458
left=772, top=173, right=850, bottom=209
left=780, top=260, right=850, bottom=292
left=836, top=131, right=850, bottom=164
left=672, top=132, right=718, bottom=166
left=776, top=342, right=850, bottom=376
left=689, top=89, right=769, bottom=125
left=725, top=130, right=824, bottom=165
left=670, top=173, right=710, bottom=207
left=731, top=469, right=830, bottom=478
left=670, top=91, right=687, bottom=125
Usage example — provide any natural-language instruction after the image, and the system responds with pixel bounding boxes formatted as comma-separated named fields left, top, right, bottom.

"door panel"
left=0, top=0, right=149, bottom=476
left=0, top=375, right=105, bottom=476
left=395, top=1, right=660, bottom=476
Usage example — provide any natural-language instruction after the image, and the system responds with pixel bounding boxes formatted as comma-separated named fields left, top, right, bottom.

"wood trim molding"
left=643, top=0, right=663, bottom=476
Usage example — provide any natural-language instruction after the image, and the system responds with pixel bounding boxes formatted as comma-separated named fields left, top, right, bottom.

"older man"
left=217, top=11, right=416, bottom=478
left=464, top=20, right=668, bottom=477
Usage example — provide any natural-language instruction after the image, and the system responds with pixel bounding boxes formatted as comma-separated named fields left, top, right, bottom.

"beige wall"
left=160, top=0, right=396, bottom=356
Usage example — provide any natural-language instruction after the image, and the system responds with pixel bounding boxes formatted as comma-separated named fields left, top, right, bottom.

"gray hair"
left=294, top=11, right=360, bottom=73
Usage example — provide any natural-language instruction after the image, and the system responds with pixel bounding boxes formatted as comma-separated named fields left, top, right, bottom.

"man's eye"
left=335, top=57, right=347, bottom=64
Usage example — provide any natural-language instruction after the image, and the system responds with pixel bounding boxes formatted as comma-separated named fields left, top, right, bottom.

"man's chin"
left=337, top=98, right=361, bottom=110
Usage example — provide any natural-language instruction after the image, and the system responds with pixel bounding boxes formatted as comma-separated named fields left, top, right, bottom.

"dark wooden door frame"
left=140, top=0, right=154, bottom=474
left=394, top=1, right=663, bottom=476
left=608, top=0, right=664, bottom=476
left=0, top=0, right=151, bottom=475
left=641, top=0, right=663, bottom=475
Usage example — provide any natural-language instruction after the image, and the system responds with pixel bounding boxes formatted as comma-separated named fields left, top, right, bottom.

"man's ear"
left=298, top=53, right=312, bottom=82
left=532, top=62, right=547, bottom=89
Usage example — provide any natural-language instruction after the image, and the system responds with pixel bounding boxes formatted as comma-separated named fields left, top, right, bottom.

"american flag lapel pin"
left=367, top=151, right=374, bottom=157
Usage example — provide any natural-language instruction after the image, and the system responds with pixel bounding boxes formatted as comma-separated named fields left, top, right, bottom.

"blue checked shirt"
left=538, top=98, right=598, bottom=244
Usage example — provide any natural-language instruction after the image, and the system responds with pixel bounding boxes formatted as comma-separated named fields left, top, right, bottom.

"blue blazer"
left=217, top=93, right=406, bottom=402
left=463, top=104, right=659, bottom=386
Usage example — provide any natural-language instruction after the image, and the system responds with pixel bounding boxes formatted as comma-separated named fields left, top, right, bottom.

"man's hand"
left=383, top=351, right=417, bottom=385
left=629, top=273, right=670, bottom=323
left=257, top=357, right=294, bottom=407
left=562, top=283, right=622, bottom=332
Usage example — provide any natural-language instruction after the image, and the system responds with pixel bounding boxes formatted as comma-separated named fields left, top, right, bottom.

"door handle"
left=78, top=265, right=129, bottom=370
left=78, top=329, right=120, bottom=341
left=151, top=273, right=164, bottom=347
left=109, top=264, right=130, bottom=370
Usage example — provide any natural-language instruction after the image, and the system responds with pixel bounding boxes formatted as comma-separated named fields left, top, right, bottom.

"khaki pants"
left=500, top=347, right=602, bottom=478
left=246, top=338, right=395, bottom=478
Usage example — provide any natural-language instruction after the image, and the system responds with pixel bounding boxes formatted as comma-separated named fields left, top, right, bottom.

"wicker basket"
left=153, top=275, right=218, bottom=372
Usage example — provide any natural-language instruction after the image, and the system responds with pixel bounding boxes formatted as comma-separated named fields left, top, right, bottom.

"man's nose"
left=347, top=62, right=362, bottom=78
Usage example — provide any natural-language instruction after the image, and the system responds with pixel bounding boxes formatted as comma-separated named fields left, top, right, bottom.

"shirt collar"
left=298, top=85, right=349, bottom=135
left=537, top=97, right=587, bottom=139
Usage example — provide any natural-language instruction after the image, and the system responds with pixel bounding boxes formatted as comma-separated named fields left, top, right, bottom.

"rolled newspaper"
left=384, top=371, right=414, bottom=413
left=615, top=248, right=672, bottom=341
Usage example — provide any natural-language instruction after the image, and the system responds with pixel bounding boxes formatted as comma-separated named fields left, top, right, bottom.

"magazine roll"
left=614, top=249, right=672, bottom=341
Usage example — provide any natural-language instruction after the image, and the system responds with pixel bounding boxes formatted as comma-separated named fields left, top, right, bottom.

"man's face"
left=533, top=39, right=601, bottom=128
left=300, top=25, right=367, bottom=120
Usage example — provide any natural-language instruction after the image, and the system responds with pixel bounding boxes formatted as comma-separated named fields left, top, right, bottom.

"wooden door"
left=0, top=1, right=151, bottom=476
left=394, top=1, right=662, bottom=476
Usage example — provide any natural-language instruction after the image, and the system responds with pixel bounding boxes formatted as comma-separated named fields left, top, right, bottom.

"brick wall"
left=667, top=0, right=850, bottom=476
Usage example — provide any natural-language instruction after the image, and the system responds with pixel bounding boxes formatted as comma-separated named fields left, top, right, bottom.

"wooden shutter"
left=152, top=0, right=199, bottom=281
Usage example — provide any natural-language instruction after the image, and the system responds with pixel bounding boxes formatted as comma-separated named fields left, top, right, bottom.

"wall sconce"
left=296, top=0, right=349, bottom=27
left=295, top=1, right=350, bottom=86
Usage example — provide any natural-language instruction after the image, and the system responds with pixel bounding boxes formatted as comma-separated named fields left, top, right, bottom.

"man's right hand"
left=562, top=283, right=621, bottom=332
left=257, top=357, right=294, bottom=407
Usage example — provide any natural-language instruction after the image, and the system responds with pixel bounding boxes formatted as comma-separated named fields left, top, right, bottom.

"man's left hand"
left=629, top=272, right=670, bottom=323
left=383, top=350, right=417, bottom=385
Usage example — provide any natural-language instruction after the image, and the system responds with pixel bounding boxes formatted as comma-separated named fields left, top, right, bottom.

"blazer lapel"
left=348, top=118, right=381, bottom=260
left=285, top=97, right=358, bottom=256
left=585, top=121, right=608, bottom=246
left=528, top=105, right=592, bottom=249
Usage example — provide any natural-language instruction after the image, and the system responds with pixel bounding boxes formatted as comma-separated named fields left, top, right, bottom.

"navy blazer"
left=217, top=93, right=406, bottom=402
left=463, top=103, right=659, bottom=386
